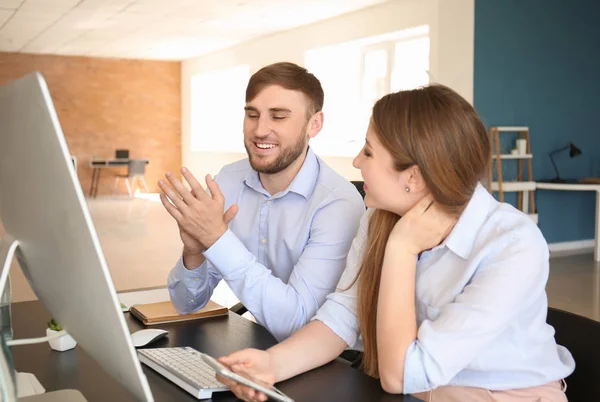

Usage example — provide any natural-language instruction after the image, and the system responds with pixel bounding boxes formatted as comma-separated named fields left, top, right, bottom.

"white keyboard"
left=138, top=347, right=228, bottom=399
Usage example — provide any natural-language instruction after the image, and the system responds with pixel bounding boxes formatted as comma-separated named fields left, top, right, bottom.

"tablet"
left=200, top=353, right=294, bottom=402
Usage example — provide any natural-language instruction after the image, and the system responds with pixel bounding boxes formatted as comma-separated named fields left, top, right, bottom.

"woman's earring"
left=405, top=187, right=410, bottom=193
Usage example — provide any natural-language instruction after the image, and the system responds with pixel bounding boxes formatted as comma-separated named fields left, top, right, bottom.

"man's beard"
left=245, top=125, right=309, bottom=175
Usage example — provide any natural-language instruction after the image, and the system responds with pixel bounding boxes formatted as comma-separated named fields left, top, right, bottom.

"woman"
left=217, top=85, right=575, bottom=401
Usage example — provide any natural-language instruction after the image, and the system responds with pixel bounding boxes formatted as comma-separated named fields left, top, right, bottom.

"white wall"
left=429, top=0, right=475, bottom=101
left=181, top=0, right=474, bottom=181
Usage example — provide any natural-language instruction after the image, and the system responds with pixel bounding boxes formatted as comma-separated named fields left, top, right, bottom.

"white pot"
left=46, top=328, right=77, bottom=352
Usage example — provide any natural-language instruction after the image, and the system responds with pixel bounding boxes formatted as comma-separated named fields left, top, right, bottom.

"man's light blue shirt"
left=168, top=148, right=365, bottom=341
left=314, top=184, right=575, bottom=393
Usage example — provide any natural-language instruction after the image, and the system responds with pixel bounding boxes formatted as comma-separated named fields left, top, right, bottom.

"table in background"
left=88, top=159, right=149, bottom=198
left=536, top=182, right=600, bottom=262
left=11, top=301, right=417, bottom=402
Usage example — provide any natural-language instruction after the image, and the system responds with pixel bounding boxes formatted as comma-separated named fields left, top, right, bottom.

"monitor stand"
left=1, top=236, right=88, bottom=402
left=0, top=235, right=19, bottom=294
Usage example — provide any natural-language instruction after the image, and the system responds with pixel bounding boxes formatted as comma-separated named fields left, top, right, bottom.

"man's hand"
left=159, top=168, right=238, bottom=251
left=180, top=229, right=205, bottom=270
left=180, top=228, right=204, bottom=256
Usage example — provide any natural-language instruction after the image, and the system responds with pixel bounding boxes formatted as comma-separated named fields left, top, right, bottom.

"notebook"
left=129, top=300, right=228, bottom=326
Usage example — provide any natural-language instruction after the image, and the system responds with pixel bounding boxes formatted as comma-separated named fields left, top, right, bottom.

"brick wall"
left=0, top=52, right=181, bottom=195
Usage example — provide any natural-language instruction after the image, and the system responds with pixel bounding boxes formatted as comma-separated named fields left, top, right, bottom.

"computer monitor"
left=115, top=149, right=130, bottom=160
left=0, top=72, right=154, bottom=401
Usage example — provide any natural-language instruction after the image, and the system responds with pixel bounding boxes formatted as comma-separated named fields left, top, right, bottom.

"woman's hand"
left=389, top=194, right=457, bottom=256
left=217, top=349, right=277, bottom=402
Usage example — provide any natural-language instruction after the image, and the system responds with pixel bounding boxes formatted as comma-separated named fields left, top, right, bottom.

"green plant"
left=47, top=318, right=63, bottom=332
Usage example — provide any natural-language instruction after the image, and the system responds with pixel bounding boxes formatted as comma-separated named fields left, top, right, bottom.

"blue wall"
left=474, top=0, right=600, bottom=243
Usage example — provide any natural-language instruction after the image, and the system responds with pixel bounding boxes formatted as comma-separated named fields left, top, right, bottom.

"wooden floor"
left=546, top=252, right=600, bottom=321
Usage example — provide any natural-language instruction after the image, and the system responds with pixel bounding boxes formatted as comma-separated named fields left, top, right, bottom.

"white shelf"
left=528, top=213, right=539, bottom=224
left=493, top=154, right=533, bottom=159
left=493, top=126, right=529, bottom=132
left=536, top=182, right=600, bottom=191
left=491, top=181, right=536, bottom=192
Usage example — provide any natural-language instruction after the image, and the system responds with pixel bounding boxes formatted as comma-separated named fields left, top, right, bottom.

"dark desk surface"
left=11, top=301, right=416, bottom=402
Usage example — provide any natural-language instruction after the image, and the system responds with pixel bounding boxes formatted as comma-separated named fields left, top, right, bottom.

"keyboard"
left=138, top=347, right=228, bottom=399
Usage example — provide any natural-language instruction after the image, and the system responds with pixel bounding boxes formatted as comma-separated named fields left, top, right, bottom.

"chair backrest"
left=115, top=149, right=129, bottom=159
left=351, top=181, right=365, bottom=200
left=546, top=307, right=600, bottom=401
left=127, top=160, right=146, bottom=177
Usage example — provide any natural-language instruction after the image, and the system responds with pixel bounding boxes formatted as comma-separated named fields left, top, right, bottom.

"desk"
left=536, top=182, right=600, bottom=262
left=88, top=159, right=149, bottom=198
left=10, top=301, right=416, bottom=402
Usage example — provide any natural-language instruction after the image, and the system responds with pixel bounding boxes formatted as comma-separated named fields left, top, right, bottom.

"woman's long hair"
left=356, top=85, right=490, bottom=378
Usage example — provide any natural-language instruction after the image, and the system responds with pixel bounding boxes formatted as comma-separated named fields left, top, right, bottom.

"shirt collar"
left=243, top=147, right=319, bottom=199
left=443, top=183, right=494, bottom=259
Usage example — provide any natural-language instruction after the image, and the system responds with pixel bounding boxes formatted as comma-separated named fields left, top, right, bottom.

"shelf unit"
left=487, top=126, right=538, bottom=223
left=490, top=181, right=536, bottom=192
left=492, top=154, right=533, bottom=160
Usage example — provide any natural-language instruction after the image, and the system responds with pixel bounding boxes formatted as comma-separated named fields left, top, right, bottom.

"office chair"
left=113, top=159, right=148, bottom=198
left=351, top=181, right=365, bottom=200
left=546, top=307, right=600, bottom=401
left=229, top=302, right=247, bottom=316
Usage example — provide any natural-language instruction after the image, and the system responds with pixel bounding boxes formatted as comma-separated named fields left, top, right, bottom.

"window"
left=190, top=65, right=250, bottom=153
left=392, top=36, right=430, bottom=91
left=305, top=26, right=429, bottom=157
left=305, top=43, right=363, bottom=157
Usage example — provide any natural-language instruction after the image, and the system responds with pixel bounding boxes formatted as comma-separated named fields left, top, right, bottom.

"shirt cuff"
left=312, top=299, right=360, bottom=348
left=172, top=256, right=206, bottom=279
left=402, top=340, right=431, bottom=394
left=203, top=229, right=255, bottom=279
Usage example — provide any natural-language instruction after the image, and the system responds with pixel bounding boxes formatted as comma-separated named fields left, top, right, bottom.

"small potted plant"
left=46, top=318, right=77, bottom=352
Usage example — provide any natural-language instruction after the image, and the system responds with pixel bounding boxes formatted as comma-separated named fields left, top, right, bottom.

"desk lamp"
left=548, top=143, right=582, bottom=183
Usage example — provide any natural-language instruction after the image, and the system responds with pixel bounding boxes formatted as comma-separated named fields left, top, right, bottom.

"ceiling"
left=0, top=0, right=390, bottom=61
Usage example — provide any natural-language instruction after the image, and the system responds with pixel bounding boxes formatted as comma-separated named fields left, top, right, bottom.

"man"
left=159, top=62, right=364, bottom=341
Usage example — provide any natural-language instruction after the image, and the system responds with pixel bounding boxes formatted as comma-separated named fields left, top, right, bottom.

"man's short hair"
left=246, top=62, right=324, bottom=119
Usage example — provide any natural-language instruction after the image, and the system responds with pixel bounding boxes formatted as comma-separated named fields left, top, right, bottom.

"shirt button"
left=189, top=299, right=195, bottom=303
left=261, top=238, right=267, bottom=244
left=193, top=277, right=200, bottom=281
left=266, top=200, right=272, bottom=205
